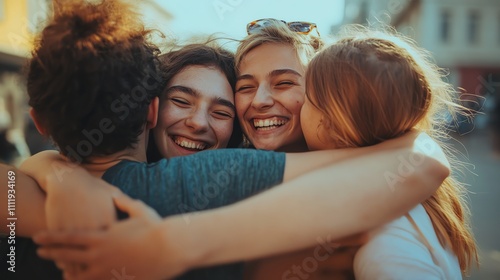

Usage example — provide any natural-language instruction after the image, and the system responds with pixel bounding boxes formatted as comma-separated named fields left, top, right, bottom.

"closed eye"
left=213, top=111, right=234, bottom=119
left=236, top=85, right=255, bottom=93
left=275, top=81, right=296, bottom=87
left=170, top=98, right=190, bottom=106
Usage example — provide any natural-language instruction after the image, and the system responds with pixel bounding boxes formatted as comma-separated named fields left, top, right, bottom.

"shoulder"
left=172, top=149, right=286, bottom=176
left=186, top=148, right=283, bottom=160
left=354, top=205, right=447, bottom=280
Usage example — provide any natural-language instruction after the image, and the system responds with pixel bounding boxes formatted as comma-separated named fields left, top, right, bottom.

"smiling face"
left=235, top=43, right=307, bottom=152
left=153, top=65, right=235, bottom=159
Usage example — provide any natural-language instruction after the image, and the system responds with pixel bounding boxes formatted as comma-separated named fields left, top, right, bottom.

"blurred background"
left=0, top=0, right=499, bottom=279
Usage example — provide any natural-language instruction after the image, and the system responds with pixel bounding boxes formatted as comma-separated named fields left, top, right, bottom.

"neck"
left=80, top=128, right=149, bottom=177
left=277, top=137, right=309, bottom=153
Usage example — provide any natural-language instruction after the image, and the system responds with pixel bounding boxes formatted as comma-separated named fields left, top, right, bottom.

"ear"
left=29, top=108, right=46, bottom=136
left=146, top=97, right=159, bottom=129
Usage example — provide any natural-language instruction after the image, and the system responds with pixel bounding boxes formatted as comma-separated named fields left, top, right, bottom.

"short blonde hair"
left=235, top=20, right=322, bottom=73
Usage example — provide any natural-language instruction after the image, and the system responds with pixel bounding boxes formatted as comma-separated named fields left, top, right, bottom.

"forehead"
left=167, top=65, right=234, bottom=101
left=239, top=43, right=305, bottom=75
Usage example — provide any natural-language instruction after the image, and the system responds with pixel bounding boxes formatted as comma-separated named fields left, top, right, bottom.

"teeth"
left=173, top=137, right=207, bottom=150
left=253, top=118, right=287, bottom=128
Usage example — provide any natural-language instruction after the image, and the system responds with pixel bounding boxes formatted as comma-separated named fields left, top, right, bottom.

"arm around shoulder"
left=19, top=150, right=119, bottom=231
left=0, top=164, right=47, bottom=236
left=157, top=137, right=450, bottom=269
left=283, top=131, right=449, bottom=183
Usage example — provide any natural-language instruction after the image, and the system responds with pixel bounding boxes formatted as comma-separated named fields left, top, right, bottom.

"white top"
left=354, top=204, right=462, bottom=280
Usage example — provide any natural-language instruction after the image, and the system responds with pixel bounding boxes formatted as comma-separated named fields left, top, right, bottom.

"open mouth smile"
left=170, top=135, right=210, bottom=151
left=252, top=117, right=288, bottom=131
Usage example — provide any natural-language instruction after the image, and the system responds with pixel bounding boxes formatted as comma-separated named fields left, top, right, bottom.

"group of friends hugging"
left=0, top=0, right=479, bottom=279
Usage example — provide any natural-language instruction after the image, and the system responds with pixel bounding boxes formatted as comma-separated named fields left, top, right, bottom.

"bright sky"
left=155, top=0, right=345, bottom=43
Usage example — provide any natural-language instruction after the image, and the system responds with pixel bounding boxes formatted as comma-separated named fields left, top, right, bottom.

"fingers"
left=335, top=232, right=369, bottom=247
left=62, top=270, right=79, bottom=280
left=55, top=261, right=67, bottom=270
left=37, top=247, right=95, bottom=264
left=319, top=247, right=358, bottom=270
left=63, top=266, right=102, bottom=280
left=113, top=193, right=144, bottom=217
left=33, top=231, right=102, bottom=247
left=113, top=193, right=154, bottom=218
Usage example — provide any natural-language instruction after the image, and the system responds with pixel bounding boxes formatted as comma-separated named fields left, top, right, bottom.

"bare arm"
left=13, top=133, right=417, bottom=236
left=164, top=139, right=449, bottom=269
left=33, top=135, right=449, bottom=279
left=282, top=130, right=424, bottom=182
left=18, top=152, right=118, bottom=232
left=0, top=164, right=46, bottom=237
left=14, top=131, right=433, bottom=237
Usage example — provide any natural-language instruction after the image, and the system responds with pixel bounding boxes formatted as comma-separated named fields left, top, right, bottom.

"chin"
left=253, top=142, right=282, bottom=151
left=305, top=145, right=318, bottom=151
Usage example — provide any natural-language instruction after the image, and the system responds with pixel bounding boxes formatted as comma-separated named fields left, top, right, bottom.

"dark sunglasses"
left=247, top=18, right=320, bottom=36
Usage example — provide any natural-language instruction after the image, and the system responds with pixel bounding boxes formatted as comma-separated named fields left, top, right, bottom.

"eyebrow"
left=269, top=69, right=302, bottom=78
left=237, top=68, right=302, bottom=81
left=165, top=85, right=235, bottom=112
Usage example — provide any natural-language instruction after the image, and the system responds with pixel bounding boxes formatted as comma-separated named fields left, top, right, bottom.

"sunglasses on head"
left=246, top=18, right=320, bottom=36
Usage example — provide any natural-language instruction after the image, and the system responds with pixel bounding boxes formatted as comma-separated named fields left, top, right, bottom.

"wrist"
left=158, top=217, right=206, bottom=274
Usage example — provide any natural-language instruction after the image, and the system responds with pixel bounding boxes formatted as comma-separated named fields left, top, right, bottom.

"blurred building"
left=339, top=0, right=500, bottom=111
left=0, top=0, right=51, bottom=164
left=0, top=0, right=173, bottom=161
left=0, top=0, right=51, bottom=71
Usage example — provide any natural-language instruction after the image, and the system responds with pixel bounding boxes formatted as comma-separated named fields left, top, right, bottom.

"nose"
left=251, top=85, right=274, bottom=110
left=185, top=108, right=209, bottom=133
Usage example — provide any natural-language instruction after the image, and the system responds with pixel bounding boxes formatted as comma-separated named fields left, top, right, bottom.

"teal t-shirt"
left=102, top=148, right=286, bottom=279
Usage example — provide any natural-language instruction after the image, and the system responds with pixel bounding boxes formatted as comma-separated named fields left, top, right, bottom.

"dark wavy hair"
left=27, top=0, right=161, bottom=162
left=147, top=43, right=243, bottom=162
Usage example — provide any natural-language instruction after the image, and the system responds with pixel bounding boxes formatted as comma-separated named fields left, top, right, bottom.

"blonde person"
left=234, top=19, right=363, bottom=279
left=154, top=30, right=358, bottom=279
left=234, top=19, right=322, bottom=152
left=300, top=26, right=478, bottom=279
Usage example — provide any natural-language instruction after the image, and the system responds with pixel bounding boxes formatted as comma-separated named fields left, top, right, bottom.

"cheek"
left=300, top=106, right=312, bottom=136
left=293, top=100, right=305, bottom=115
left=235, top=93, right=252, bottom=119
left=212, top=119, right=234, bottom=147
left=300, top=102, right=322, bottom=147
left=284, top=90, right=306, bottom=116
left=160, top=104, right=184, bottom=128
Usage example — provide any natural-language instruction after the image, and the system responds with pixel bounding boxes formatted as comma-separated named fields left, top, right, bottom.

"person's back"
left=102, top=149, right=282, bottom=279
left=103, top=149, right=284, bottom=217
left=12, top=1, right=257, bottom=278
left=6, top=147, right=287, bottom=280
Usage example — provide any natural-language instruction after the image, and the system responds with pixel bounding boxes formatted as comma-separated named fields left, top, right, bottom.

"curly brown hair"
left=27, top=0, right=161, bottom=162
